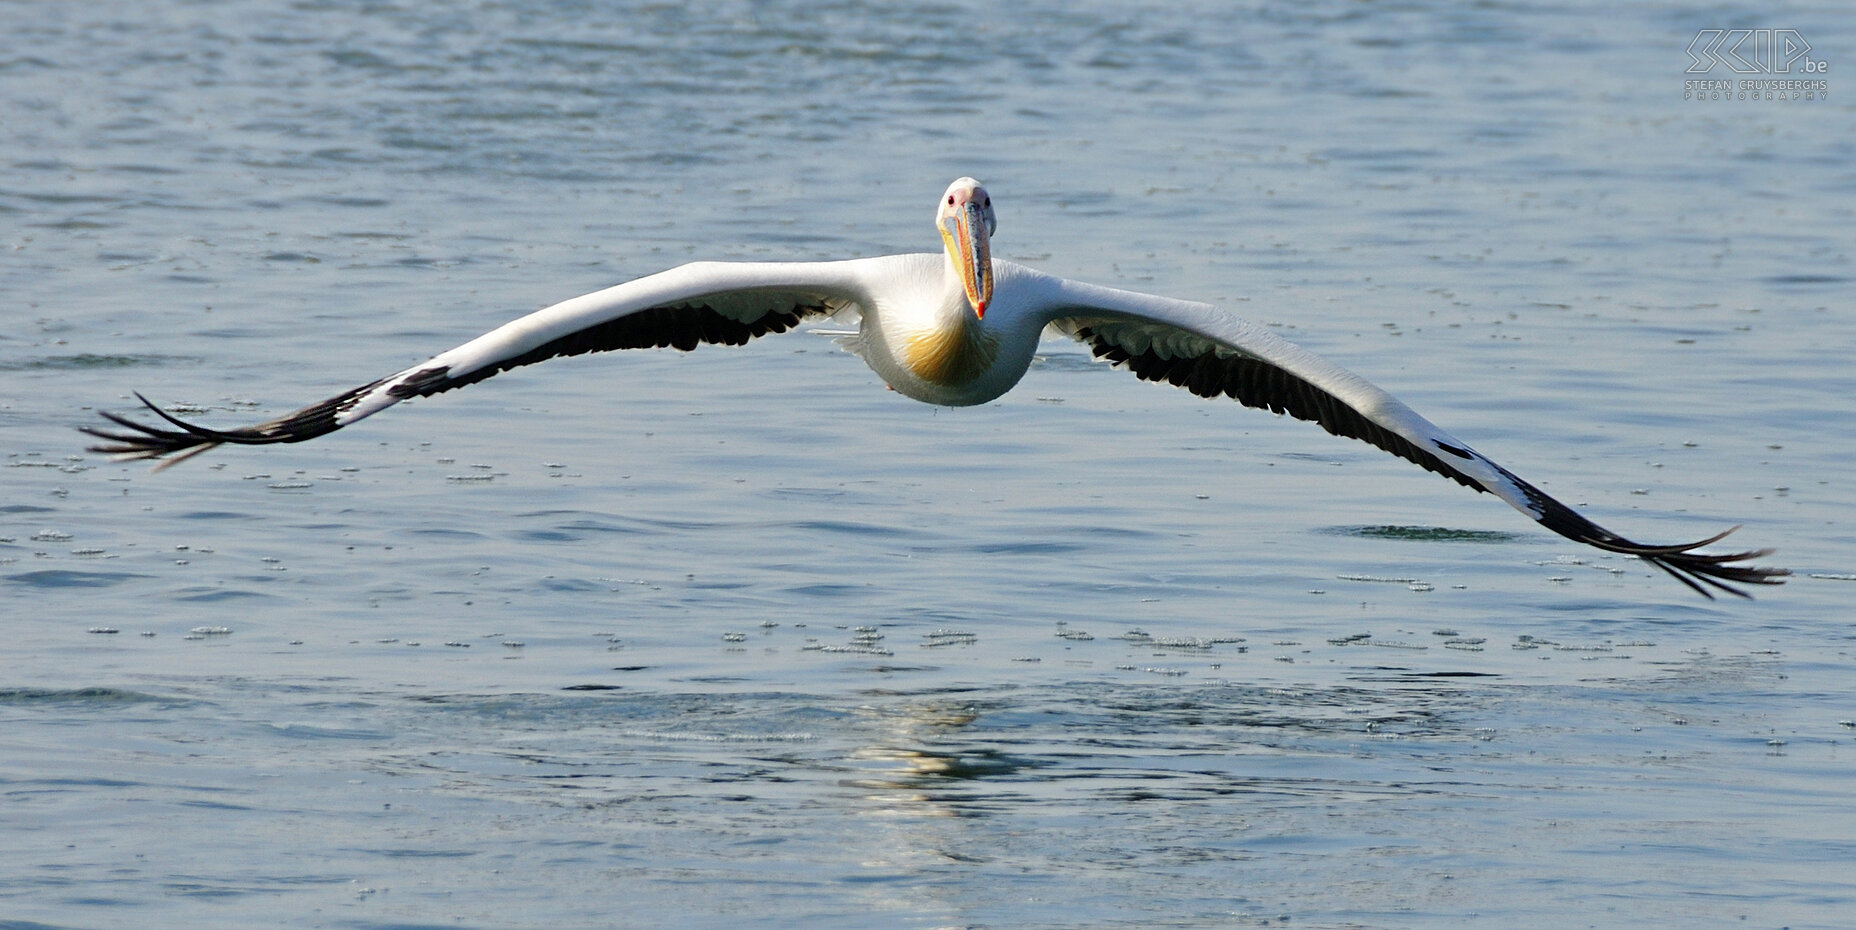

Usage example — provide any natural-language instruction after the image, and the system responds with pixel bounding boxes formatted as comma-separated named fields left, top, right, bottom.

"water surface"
left=4, top=1, right=1854, bottom=927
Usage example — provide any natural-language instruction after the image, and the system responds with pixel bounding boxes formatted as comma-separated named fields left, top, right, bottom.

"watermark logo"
left=1683, top=29, right=1828, bottom=101
left=1687, top=29, right=1825, bottom=73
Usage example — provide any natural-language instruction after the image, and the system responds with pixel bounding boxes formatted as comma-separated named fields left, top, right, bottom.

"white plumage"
left=85, top=178, right=1785, bottom=597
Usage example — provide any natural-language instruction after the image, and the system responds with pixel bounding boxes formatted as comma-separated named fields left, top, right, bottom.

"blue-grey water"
left=4, top=1, right=1854, bottom=927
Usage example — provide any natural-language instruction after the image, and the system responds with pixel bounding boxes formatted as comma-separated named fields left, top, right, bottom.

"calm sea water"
left=4, top=1, right=1854, bottom=927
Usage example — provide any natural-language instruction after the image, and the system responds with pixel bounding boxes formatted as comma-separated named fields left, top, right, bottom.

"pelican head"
left=936, top=177, right=995, bottom=319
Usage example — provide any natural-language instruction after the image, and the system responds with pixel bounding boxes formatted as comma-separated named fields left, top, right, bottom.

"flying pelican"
left=84, top=178, right=1785, bottom=598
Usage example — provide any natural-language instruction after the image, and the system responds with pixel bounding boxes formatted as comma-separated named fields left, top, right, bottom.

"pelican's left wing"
left=1035, top=273, right=1786, bottom=598
left=84, top=258, right=888, bottom=467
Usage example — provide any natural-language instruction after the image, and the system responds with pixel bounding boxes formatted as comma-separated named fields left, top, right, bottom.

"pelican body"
left=85, top=179, right=1786, bottom=598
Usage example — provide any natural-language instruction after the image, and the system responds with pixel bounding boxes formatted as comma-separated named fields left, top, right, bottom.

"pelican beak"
left=940, top=202, right=993, bottom=319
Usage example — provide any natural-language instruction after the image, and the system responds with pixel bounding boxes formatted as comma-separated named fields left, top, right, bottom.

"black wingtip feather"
left=1650, top=546, right=1785, bottom=600
left=1607, top=529, right=1786, bottom=600
left=1503, top=463, right=1787, bottom=599
left=81, top=388, right=341, bottom=461
left=81, top=395, right=224, bottom=460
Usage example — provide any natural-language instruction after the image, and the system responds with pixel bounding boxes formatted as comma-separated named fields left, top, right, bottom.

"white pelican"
left=85, top=178, right=1785, bottom=598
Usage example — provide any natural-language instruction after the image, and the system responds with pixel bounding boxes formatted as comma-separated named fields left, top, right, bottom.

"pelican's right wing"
left=83, top=257, right=901, bottom=466
left=1030, top=272, right=1786, bottom=598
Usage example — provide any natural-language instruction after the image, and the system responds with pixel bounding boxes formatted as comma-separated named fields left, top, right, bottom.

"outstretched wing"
left=83, top=258, right=888, bottom=467
left=1033, top=274, right=1786, bottom=599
